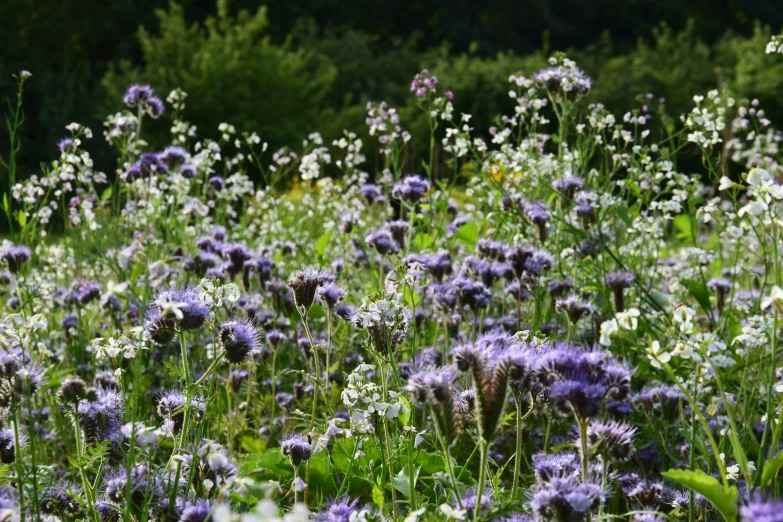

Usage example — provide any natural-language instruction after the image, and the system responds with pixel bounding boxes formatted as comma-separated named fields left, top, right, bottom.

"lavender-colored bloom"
left=153, top=287, right=210, bottom=331
left=40, top=487, right=84, bottom=520
left=179, top=500, right=214, bottom=522
left=553, top=176, right=585, bottom=200
left=576, top=199, right=596, bottom=225
left=0, top=430, right=15, bottom=464
left=606, top=271, right=635, bottom=312
left=144, top=308, right=176, bottom=346
left=57, top=137, right=74, bottom=153
left=548, top=279, right=573, bottom=297
left=453, top=275, right=492, bottom=310
left=280, top=434, right=312, bottom=466
left=406, top=367, right=461, bottom=444
left=530, top=476, right=603, bottom=521
left=334, top=304, right=356, bottom=322
left=0, top=245, right=31, bottom=274
left=159, top=145, right=189, bottom=168
left=312, top=497, right=366, bottom=522
left=319, top=283, right=345, bottom=309
left=708, top=277, right=732, bottom=314
left=392, top=174, right=430, bottom=203
left=77, top=387, right=123, bottom=444
left=123, top=84, right=165, bottom=118
left=477, top=239, right=507, bottom=260
left=421, top=251, right=453, bottom=281
left=360, top=183, right=383, bottom=204
left=633, top=385, right=684, bottom=420
left=537, top=347, right=631, bottom=419
left=555, top=294, right=594, bottom=325
left=219, top=320, right=260, bottom=364
left=74, top=281, right=102, bottom=305
left=581, top=420, right=636, bottom=461
left=457, top=487, right=494, bottom=514
left=534, top=65, right=592, bottom=102
left=624, top=478, right=671, bottom=511
left=524, top=201, right=551, bottom=242
left=410, top=69, right=440, bottom=98
left=366, top=229, right=399, bottom=255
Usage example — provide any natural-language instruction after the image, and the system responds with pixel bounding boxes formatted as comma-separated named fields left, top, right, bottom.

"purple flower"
left=288, top=268, right=326, bottom=312
left=280, top=434, right=312, bottom=466
left=360, top=183, right=383, bottom=204
left=606, top=270, right=635, bottom=311
left=153, top=288, right=210, bottom=331
left=553, top=176, right=585, bottom=200
left=123, top=84, right=165, bottom=118
left=0, top=245, right=31, bottom=274
left=77, top=387, right=123, bottom=444
left=319, top=283, right=345, bottom=309
left=312, top=497, right=368, bottom=522
left=392, top=174, right=430, bottom=203
left=555, top=294, right=594, bottom=325
left=534, top=65, right=592, bottom=102
left=218, top=320, right=261, bottom=364
left=366, top=229, right=399, bottom=255
left=410, top=69, right=440, bottom=98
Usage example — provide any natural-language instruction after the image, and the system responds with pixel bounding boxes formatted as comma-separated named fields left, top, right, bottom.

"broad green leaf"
left=315, top=231, right=332, bottom=257
left=412, top=232, right=434, bottom=251
left=455, top=221, right=478, bottom=247
left=402, top=286, right=421, bottom=308
left=673, top=214, right=693, bottom=240
left=649, top=290, right=671, bottom=309
left=681, top=279, right=712, bottom=315
left=762, top=451, right=783, bottom=487
left=238, top=448, right=293, bottom=477
left=101, top=187, right=113, bottom=202
left=17, top=210, right=26, bottom=227
left=392, top=467, right=420, bottom=498
left=307, top=451, right=337, bottom=496
left=661, top=469, right=737, bottom=522
left=241, top=436, right=266, bottom=454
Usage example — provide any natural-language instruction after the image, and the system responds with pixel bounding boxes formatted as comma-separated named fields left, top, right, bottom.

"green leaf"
left=315, top=231, right=332, bottom=257
left=16, top=210, right=26, bottom=227
left=649, top=290, right=671, bottom=309
left=392, top=467, right=420, bottom=498
left=454, top=221, right=479, bottom=247
left=2, top=193, right=8, bottom=213
left=241, top=436, right=266, bottom=454
left=762, top=451, right=783, bottom=487
left=673, top=214, right=693, bottom=240
left=661, top=469, right=737, bottom=522
left=238, top=448, right=293, bottom=477
left=307, top=451, right=337, bottom=496
left=372, top=485, right=384, bottom=509
left=402, top=285, right=421, bottom=308
left=412, top=232, right=434, bottom=251
left=101, top=187, right=113, bottom=203
left=681, top=279, right=712, bottom=315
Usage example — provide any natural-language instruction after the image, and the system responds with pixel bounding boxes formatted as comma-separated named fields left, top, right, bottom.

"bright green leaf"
left=681, top=279, right=712, bottom=315
left=315, top=231, right=332, bottom=257
left=762, top=451, right=783, bottom=487
left=661, top=469, right=737, bottom=522
left=455, top=221, right=479, bottom=247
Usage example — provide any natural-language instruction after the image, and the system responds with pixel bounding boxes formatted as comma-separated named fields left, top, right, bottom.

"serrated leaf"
left=315, top=231, right=332, bottom=257
left=455, top=221, right=478, bottom=247
left=681, top=278, right=712, bottom=315
left=661, top=469, right=737, bottom=522
left=762, top=451, right=783, bottom=487
left=372, top=485, right=384, bottom=509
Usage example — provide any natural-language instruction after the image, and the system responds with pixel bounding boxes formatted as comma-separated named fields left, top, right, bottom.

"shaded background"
left=1, top=0, right=783, bottom=181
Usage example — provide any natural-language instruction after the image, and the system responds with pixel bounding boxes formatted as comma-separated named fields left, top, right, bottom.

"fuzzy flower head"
left=537, top=346, right=631, bottom=419
left=556, top=294, right=595, bottom=326
left=153, top=288, right=210, bottom=331
left=218, top=320, right=261, bottom=364
left=534, top=56, right=592, bottom=103
left=392, top=174, right=430, bottom=203
left=288, top=268, right=326, bottom=313
left=280, top=434, right=312, bottom=467
left=740, top=498, right=783, bottom=522
left=123, top=84, right=165, bottom=118
left=0, top=245, right=31, bottom=274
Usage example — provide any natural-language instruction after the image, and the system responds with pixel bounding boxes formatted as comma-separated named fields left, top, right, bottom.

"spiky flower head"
left=739, top=498, right=783, bottom=522
left=0, top=245, right=31, bottom=274
left=555, top=294, right=594, bottom=326
left=406, top=367, right=462, bottom=446
left=40, top=486, right=84, bottom=521
left=288, top=268, right=326, bottom=313
left=57, top=377, right=92, bottom=406
left=392, top=174, right=430, bottom=203
left=77, top=387, right=124, bottom=444
left=0, top=430, right=16, bottom=464
left=580, top=419, right=636, bottom=461
left=606, top=271, right=636, bottom=312
left=153, top=288, right=210, bottom=331
left=280, top=434, right=312, bottom=467
left=218, top=320, right=261, bottom=364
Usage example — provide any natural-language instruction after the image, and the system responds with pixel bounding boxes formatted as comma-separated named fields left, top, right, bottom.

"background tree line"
left=1, top=0, right=782, bottom=183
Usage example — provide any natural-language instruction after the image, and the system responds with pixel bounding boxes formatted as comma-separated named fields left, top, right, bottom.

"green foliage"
left=662, top=468, right=738, bottom=522
left=102, top=2, right=336, bottom=152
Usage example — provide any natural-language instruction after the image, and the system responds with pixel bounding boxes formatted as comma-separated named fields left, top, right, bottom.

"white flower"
left=599, top=319, right=618, bottom=347
left=672, top=305, right=696, bottom=334
left=718, top=176, right=739, bottom=191
left=617, top=308, right=640, bottom=330
left=404, top=508, right=426, bottom=522
left=648, top=341, right=671, bottom=369
left=761, top=286, right=783, bottom=311
left=440, top=504, right=466, bottom=521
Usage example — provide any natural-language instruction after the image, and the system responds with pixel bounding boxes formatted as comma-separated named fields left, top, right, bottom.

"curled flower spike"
left=280, top=434, right=312, bottom=467
left=406, top=367, right=462, bottom=446
left=218, top=319, right=261, bottom=364
left=288, top=268, right=326, bottom=313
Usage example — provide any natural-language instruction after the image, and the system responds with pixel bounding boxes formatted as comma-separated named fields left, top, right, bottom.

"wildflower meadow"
left=2, top=30, right=783, bottom=522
